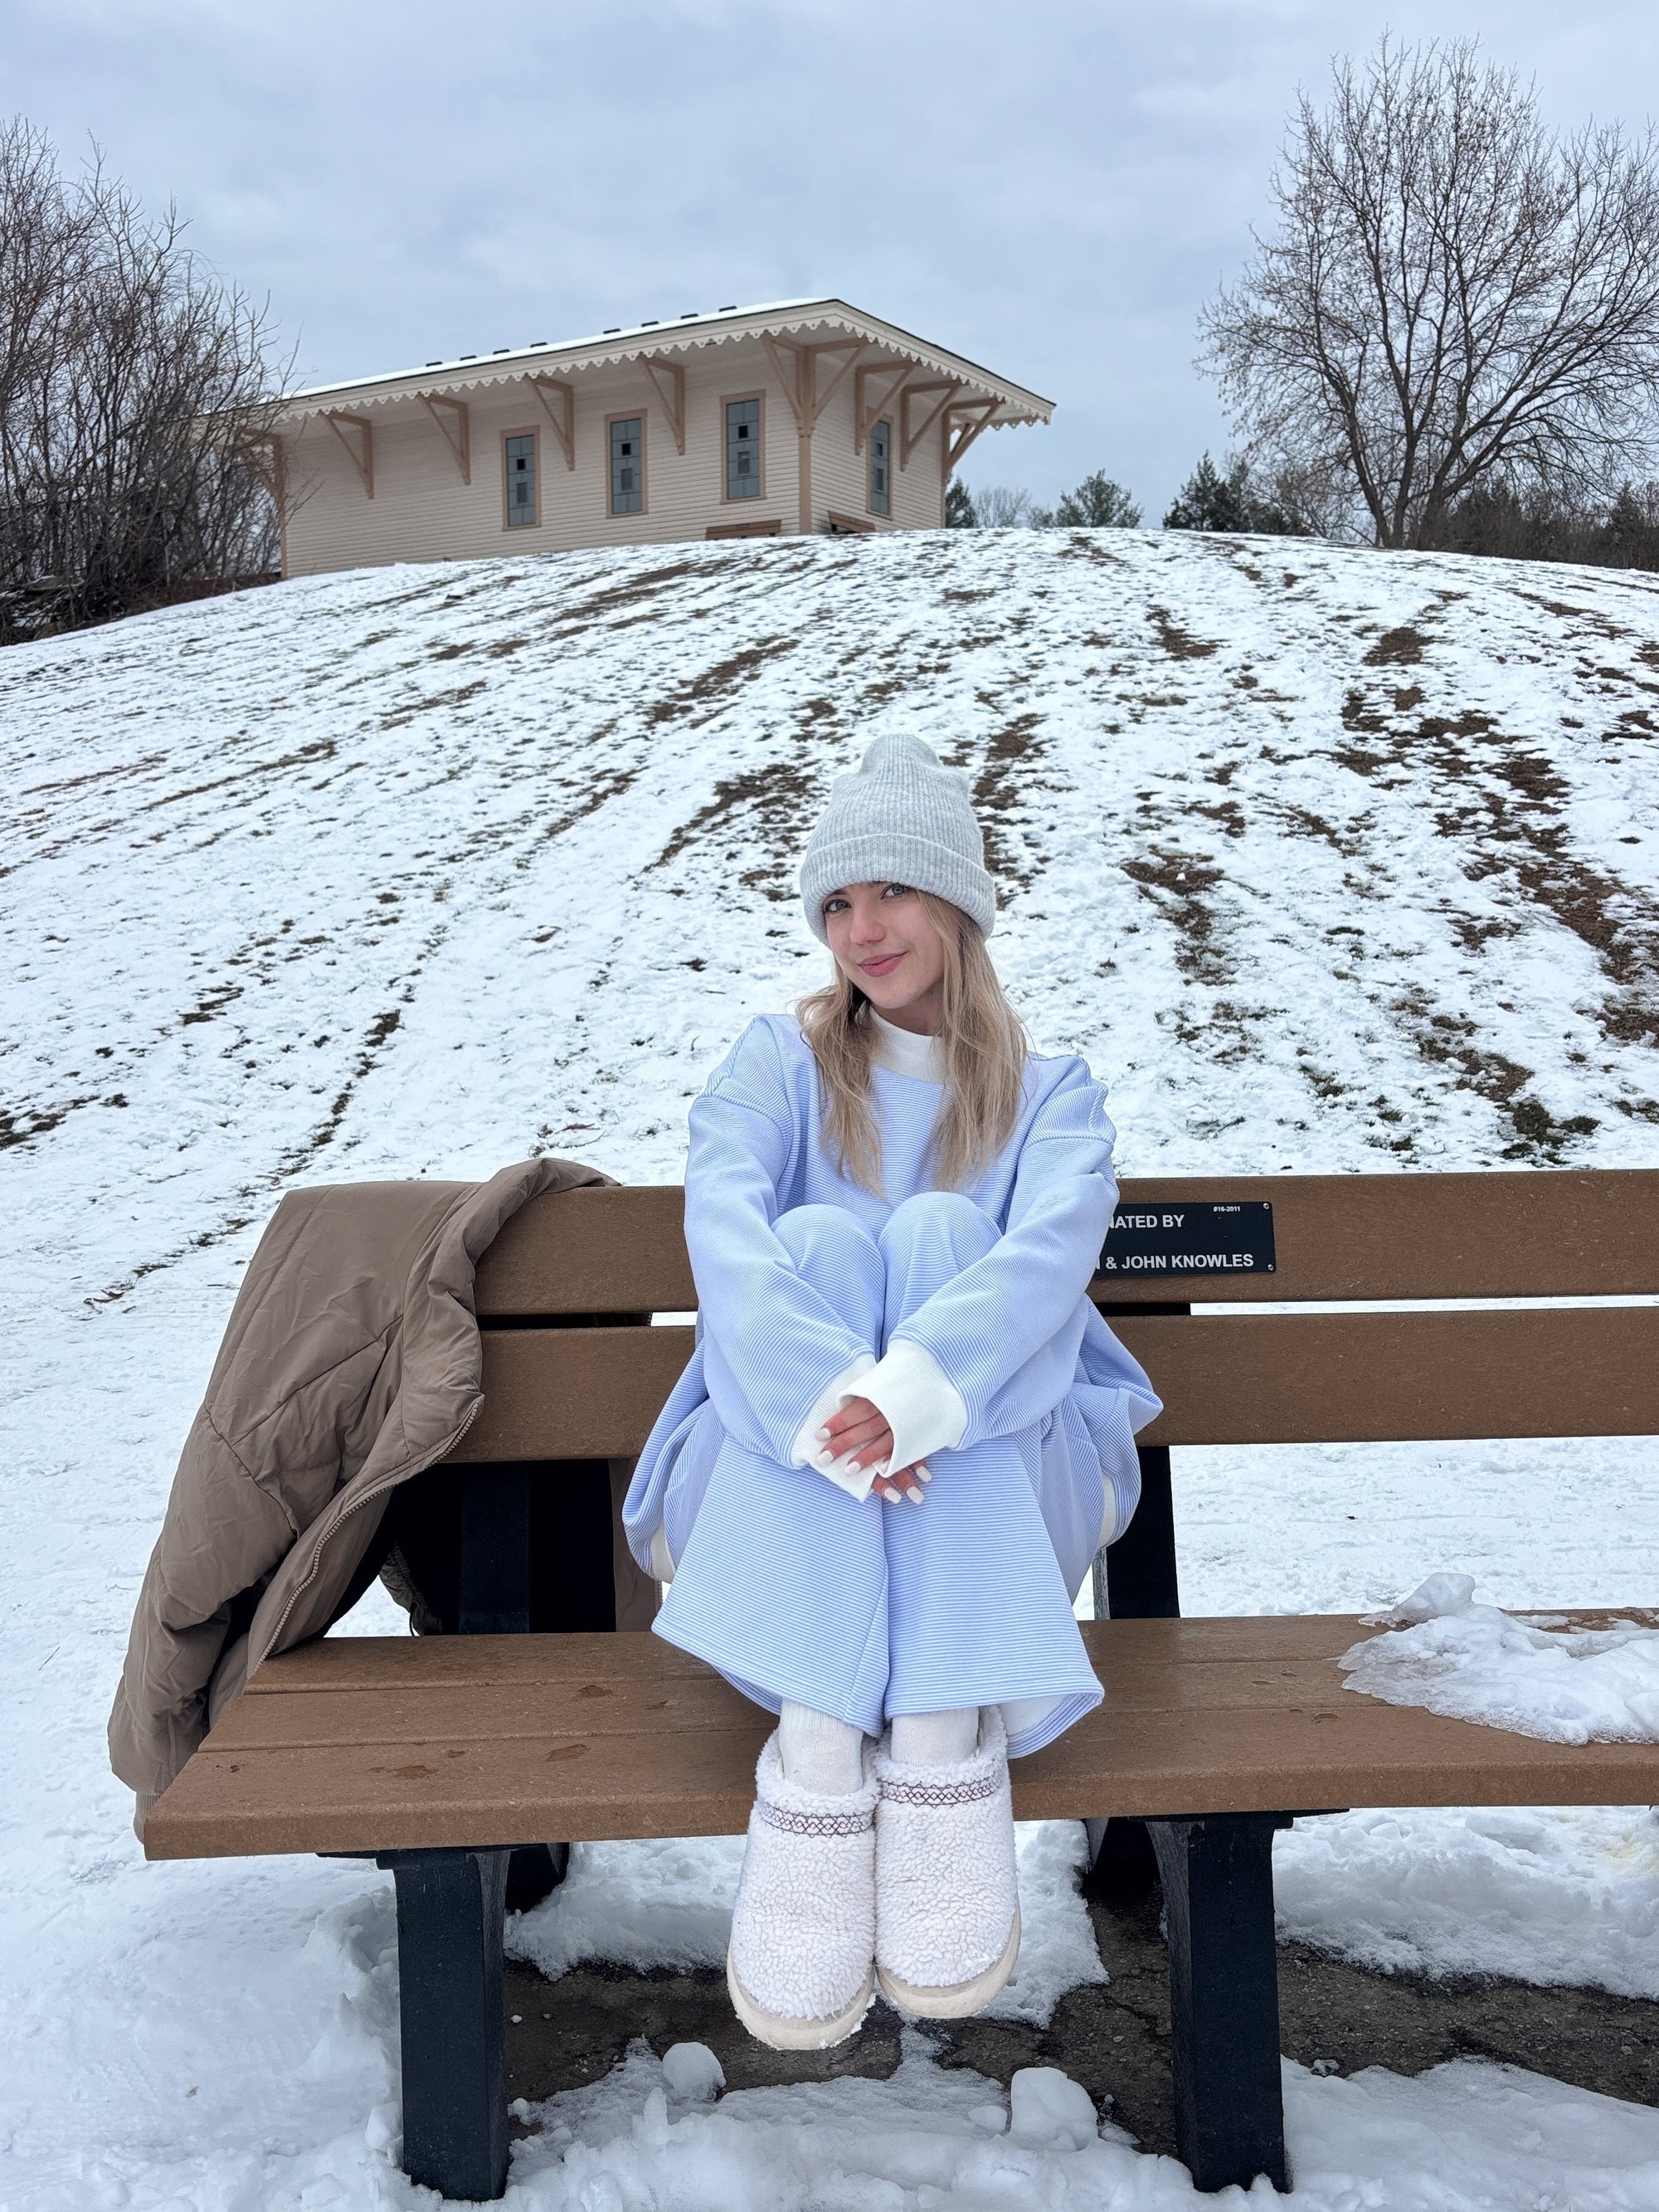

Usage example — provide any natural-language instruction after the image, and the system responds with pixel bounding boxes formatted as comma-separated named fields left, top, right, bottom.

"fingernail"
left=906, top=1487, right=924, bottom=1505
left=815, top=1426, right=830, bottom=1441
left=815, top=1450, right=834, bottom=1467
left=915, top=1465, right=932, bottom=1483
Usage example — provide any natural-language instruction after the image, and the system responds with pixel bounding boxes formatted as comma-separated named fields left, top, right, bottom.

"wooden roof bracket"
left=323, top=409, right=374, bottom=498
left=854, top=362, right=918, bottom=454
left=417, top=391, right=471, bottom=484
left=761, top=334, right=810, bottom=431
left=899, top=381, right=961, bottom=469
left=231, top=430, right=285, bottom=507
left=946, top=397, right=1001, bottom=475
left=801, top=340, right=866, bottom=431
left=525, top=374, right=577, bottom=469
left=640, top=357, right=686, bottom=453
left=762, top=335, right=869, bottom=435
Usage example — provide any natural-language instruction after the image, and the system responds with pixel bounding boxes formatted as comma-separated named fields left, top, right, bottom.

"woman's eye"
left=883, top=883, right=911, bottom=899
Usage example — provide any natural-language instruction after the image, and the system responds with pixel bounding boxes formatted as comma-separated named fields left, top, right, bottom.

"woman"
left=624, top=732, right=1160, bottom=2050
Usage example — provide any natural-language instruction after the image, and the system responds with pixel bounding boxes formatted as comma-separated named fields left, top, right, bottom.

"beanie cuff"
left=800, top=831, right=996, bottom=944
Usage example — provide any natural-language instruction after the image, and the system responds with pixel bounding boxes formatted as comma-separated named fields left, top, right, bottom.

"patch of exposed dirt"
left=1270, top=802, right=1369, bottom=859
left=1188, top=800, right=1247, bottom=839
left=1147, top=606, right=1220, bottom=660
left=1515, top=591, right=1632, bottom=641
left=1392, top=993, right=1598, bottom=1156
left=179, top=983, right=245, bottom=1027
left=1057, top=535, right=1128, bottom=567
left=516, top=767, right=642, bottom=872
left=274, top=1005, right=406, bottom=1178
left=648, top=639, right=787, bottom=724
left=1362, top=627, right=1427, bottom=666
left=1121, top=848, right=1230, bottom=985
left=502, top=1869, right=1659, bottom=2156
left=654, top=759, right=825, bottom=903
left=552, top=561, right=707, bottom=630
left=972, top=713, right=1053, bottom=892
left=382, top=680, right=487, bottom=730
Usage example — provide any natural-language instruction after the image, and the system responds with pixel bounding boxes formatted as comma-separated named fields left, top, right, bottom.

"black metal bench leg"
left=505, top=1840, right=569, bottom=1913
left=1147, top=1812, right=1292, bottom=2195
left=378, top=1846, right=512, bottom=2201
left=1082, top=1811, right=1160, bottom=1903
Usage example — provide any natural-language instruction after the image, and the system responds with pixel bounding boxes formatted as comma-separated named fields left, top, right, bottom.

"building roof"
left=277, top=299, right=1053, bottom=428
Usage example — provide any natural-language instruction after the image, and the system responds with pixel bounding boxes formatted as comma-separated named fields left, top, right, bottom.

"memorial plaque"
left=1097, top=1199, right=1276, bottom=1279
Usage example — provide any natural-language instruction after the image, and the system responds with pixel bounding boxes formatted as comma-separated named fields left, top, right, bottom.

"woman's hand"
left=816, top=1395, right=931, bottom=1505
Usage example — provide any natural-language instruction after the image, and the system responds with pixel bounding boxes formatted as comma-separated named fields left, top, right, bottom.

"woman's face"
left=822, top=882, right=947, bottom=1029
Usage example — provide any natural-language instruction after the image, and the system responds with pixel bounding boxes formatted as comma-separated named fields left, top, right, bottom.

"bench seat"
left=145, top=1613, right=1659, bottom=1863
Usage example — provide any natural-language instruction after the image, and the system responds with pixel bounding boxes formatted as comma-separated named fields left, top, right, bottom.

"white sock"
left=778, top=1699, right=867, bottom=1795
left=890, top=1707, right=980, bottom=1767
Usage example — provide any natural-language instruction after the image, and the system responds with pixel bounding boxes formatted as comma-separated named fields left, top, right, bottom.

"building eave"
left=275, top=299, right=1053, bottom=429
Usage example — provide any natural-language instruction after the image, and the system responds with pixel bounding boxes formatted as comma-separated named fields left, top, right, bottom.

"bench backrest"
left=459, top=1172, right=1659, bottom=1463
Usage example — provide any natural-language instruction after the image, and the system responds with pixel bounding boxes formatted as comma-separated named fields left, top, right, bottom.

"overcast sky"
left=10, top=0, right=1658, bottom=516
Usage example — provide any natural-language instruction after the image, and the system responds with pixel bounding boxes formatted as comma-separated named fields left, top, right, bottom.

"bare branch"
left=1198, top=38, right=1659, bottom=547
left=0, top=118, right=292, bottom=639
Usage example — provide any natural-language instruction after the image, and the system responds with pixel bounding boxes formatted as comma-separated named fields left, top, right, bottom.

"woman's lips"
left=860, top=953, right=904, bottom=975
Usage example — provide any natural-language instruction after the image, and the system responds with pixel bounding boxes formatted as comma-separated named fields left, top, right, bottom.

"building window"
left=609, top=415, right=644, bottom=513
left=868, top=419, right=891, bottom=516
left=725, top=396, right=761, bottom=500
left=504, top=431, right=538, bottom=527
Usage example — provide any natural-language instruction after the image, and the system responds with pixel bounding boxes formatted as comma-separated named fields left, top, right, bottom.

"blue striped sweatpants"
left=651, top=1191, right=1105, bottom=1757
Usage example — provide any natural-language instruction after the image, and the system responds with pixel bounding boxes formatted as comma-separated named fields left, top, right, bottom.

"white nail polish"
left=916, top=1467, right=932, bottom=1484
left=815, top=1450, right=834, bottom=1467
left=815, top=1426, right=830, bottom=1441
left=906, top=1487, right=924, bottom=1505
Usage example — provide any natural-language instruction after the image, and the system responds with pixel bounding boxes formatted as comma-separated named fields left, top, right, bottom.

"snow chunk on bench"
left=1340, top=1574, right=1659, bottom=1743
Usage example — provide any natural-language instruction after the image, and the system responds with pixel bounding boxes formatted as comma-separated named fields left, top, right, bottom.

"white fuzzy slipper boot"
left=726, top=1730, right=878, bottom=2049
left=873, top=1707, right=1021, bottom=2019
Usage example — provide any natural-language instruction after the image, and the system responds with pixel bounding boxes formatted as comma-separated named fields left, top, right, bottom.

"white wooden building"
left=260, top=299, right=1052, bottom=576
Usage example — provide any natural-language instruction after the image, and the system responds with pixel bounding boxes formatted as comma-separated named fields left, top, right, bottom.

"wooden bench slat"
left=454, top=1305, right=1659, bottom=1461
left=144, top=1621, right=1659, bottom=1860
left=474, top=1171, right=1659, bottom=1316
left=207, top=1652, right=1515, bottom=1754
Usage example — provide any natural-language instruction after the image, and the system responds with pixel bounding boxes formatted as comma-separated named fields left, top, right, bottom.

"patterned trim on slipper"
left=757, top=1800, right=877, bottom=1838
left=878, top=1771, right=1000, bottom=1809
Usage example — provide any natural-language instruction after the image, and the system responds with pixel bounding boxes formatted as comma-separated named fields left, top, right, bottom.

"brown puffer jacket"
left=109, top=1156, right=611, bottom=1832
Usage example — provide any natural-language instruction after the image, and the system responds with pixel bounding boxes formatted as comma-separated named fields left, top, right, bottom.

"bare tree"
left=0, top=119, right=289, bottom=640
left=968, top=484, right=1037, bottom=528
left=1199, top=39, right=1659, bottom=547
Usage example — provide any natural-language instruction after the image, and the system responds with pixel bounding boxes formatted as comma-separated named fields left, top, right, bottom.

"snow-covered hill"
left=5, top=527, right=1657, bottom=1303
left=4, top=530, right=1659, bottom=2208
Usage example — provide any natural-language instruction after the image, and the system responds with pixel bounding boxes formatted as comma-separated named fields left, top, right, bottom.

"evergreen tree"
left=1164, top=452, right=1303, bottom=534
left=945, top=479, right=978, bottom=527
left=1040, top=470, right=1141, bottom=527
left=1165, top=453, right=1248, bottom=530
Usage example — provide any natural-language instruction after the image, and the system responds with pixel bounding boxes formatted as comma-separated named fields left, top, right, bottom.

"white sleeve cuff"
left=790, top=1352, right=878, bottom=1500
left=858, top=1335, right=966, bottom=1480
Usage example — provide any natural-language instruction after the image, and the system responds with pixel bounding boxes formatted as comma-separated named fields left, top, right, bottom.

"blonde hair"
left=795, top=891, right=1029, bottom=1196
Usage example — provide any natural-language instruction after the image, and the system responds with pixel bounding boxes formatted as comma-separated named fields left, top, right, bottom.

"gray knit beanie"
left=799, top=733, right=996, bottom=944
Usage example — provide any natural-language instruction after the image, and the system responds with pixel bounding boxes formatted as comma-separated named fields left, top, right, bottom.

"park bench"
left=144, top=1169, right=1659, bottom=2201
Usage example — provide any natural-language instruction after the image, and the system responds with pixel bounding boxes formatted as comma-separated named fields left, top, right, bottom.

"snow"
left=4, top=526, right=1659, bottom=2205
left=1337, top=1572, right=1659, bottom=1744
